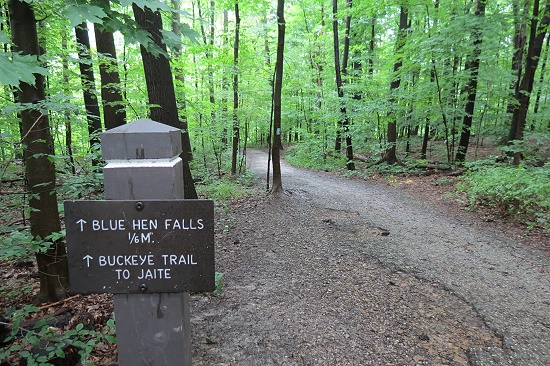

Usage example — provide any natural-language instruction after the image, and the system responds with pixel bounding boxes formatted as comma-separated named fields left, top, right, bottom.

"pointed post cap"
left=101, top=119, right=182, bottom=160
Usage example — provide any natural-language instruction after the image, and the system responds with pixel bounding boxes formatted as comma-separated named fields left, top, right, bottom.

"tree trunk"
left=386, top=6, right=409, bottom=165
left=222, top=10, right=229, bottom=148
left=231, top=1, right=241, bottom=175
left=74, top=22, right=102, bottom=162
left=9, top=0, right=68, bottom=302
left=272, top=0, right=285, bottom=193
left=94, top=0, right=126, bottom=129
left=506, top=0, right=528, bottom=143
left=171, top=0, right=193, bottom=161
left=197, top=0, right=217, bottom=146
left=132, top=3, right=198, bottom=199
left=62, top=33, right=76, bottom=174
left=511, top=0, right=550, bottom=165
left=532, top=35, right=549, bottom=121
left=455, top=0, right=486, bottom=163
left=368, top=15, right=375, bottom=76
left=421, top=0, right=440, bottom=161
left=332, top=0, right=355, bottom=170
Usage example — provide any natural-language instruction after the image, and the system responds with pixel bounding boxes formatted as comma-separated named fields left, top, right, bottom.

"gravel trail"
left=191, top=149, right=550, bottom=365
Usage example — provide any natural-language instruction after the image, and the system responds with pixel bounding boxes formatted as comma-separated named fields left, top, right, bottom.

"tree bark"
left=421, top=1, right=440, bottom=161
left=368, top=15, right=375, bottom=76
left=197, top=0, right=216, bottom=114
left=332, top=0, right=355, bottom=170
left=231, top=1, right=241, bottom=175
left=506, top=0, right=528, bottom=143
left=511, top=0, right=550, bottom=165
left=532, top=35, right=549, bottom=120
left=196, top=0, right=218, bottom=148
left=132, top=3, right=198, bottom=199
left=74, top=22, right=102, bottom=161
left=94, top=0, right=126, bottom=129
left=272, top=0, right=285, bottom=193
left=455, top=0, right=486, bottom=163
left=386, top=6, right=409, bottom=165
left=9, top=0, right=68, bottom=302
left=62, top=33, right=76, bottom=174
left=171, top=0, right=193, bottom=161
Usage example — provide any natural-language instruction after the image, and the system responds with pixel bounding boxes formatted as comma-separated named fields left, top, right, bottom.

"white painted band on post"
left=104, top=157, right=182, bottom=168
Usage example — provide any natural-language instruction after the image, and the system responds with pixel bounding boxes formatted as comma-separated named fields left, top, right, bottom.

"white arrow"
left=83, top=255, right=93, bottom=267
left=76, top=219, right=87, bottom=232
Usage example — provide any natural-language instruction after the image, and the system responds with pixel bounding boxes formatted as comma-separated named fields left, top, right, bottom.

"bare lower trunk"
left=272, top=0, right=285, bottom=193
left=9, top=0, right=68, bottom=302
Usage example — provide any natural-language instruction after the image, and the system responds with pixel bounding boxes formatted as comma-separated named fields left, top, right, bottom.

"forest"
left=0, top=0, right=549, bottom=364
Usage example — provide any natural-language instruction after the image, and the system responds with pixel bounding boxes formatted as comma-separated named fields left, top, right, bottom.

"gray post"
left=101, top=119, right=191, bottom=366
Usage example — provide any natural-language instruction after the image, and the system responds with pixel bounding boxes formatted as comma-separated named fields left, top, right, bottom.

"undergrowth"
left=457, top=161, right=550, bottom=232
left=1, top=153, right=258, bottom=365
left=284, top=143, right=343, bottom=171
left=195, top=168, right=258, bottom=202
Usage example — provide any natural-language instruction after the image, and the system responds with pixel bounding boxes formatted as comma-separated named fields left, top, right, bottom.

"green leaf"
left=181, top=24, right=200, bottom=44
left=55, top=348, right=66, bottom=358
left=128, top=29, right=167, bottom=58
left=0, top=29, right=10, bottom=44
left=36, top=355, right=49, bottom=363
left=0, top=53, right=48, bottom=88
left=64, top=4, right=107, bottom=28
left=105, top=335, right=117, bottom=344
left=121, top=0, right=171, bottom=12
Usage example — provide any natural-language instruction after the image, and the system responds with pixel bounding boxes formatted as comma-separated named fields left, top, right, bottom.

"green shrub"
left=195, top=169, right=258, bottom=202
left=1, top=306, right=116, bottom=365
left=285, top=142, right=344, bottom=171
left=213, top=272, right=224, bottom=296
left=457, top=164, right=550, bottom=231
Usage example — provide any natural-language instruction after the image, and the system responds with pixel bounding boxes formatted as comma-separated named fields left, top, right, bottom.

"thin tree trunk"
left=263, top=11, right=271, bottom=65
left=61, top=33, right=76, bottom=174
left=332, top=0, right=342, bottom=153
left=421, top=1, right=439, bottom=160
left=368, top=15, right=375, bottom=76
left=272, top=0, right=285, bottom=193
left=265, top=8, right=273, bottom=190
left=455, top=0, right=486, bottom=163
left=171, top=0, right=193, bottom=161
left=74, top=22, right=102, bottom=164
left=312, top=4, right=324, bottom=127
left=222, top=10, right=229, bottom=147
left=506, top=0, right=528, bottom=143
left=94, top=0, right=126, bottom=129
left=333, top=0, right=355, bottom=170
left=512, top=0, right=550, bottom=165
left=386, top=6, right=409, bottom=165
left=231, top=1, right=240, bottom=174
left=197, top=0, right=217, bottom=145
left=132, top=4, right=198, bottom=199
left=532, top=35, right=549, bottom=124
left=9, top=0, right=68, bottom=302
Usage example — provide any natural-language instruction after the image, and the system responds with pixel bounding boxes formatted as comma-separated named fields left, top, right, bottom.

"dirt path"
left=190, top=149, right=550, bottom=365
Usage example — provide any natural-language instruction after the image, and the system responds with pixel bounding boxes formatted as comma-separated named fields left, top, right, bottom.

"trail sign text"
left=65, top=199, right=214, bottom=294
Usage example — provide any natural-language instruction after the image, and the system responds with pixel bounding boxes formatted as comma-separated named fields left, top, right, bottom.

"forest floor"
left=1, top=147, right=549, bottom=365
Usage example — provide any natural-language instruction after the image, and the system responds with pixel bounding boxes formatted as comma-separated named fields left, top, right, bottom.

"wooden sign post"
left=64, top=119, right=214, bottom=365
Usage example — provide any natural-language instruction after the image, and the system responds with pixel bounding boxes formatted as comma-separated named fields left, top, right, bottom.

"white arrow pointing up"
left=83, top=255, right=93, bottom=267
left=76, top=219, right=87, bottom=232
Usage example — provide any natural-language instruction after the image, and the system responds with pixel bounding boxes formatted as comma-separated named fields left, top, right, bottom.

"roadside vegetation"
left=0, top=151, right=256, bottom=365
